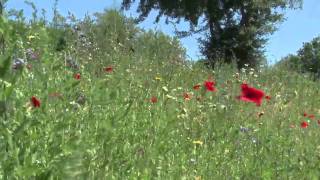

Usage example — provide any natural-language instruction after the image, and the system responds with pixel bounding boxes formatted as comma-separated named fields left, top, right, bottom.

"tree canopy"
left=278, top=36, right=320, bottom=80
left=122, top=0, right=302, bottom=68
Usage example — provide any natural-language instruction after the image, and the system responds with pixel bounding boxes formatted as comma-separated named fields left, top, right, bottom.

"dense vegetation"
left=122, top=0, right=302, bottom=68
left=1, top=1, right=320, bottom=179
left=277, top=36, right=320, bottom=80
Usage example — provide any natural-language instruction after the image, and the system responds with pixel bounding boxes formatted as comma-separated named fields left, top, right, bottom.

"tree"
left=276, top=54, right=301, bottom=71
left=93, top=9, right=138, bottom=54
left=121, top=0, right=302, bottom=69
left=276, top=36, right=320, bottom=80
left=297, top=37, right=320, bottom=75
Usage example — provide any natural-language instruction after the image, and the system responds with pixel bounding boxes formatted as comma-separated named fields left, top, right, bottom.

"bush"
left=277, top=36, right=320, bottom=79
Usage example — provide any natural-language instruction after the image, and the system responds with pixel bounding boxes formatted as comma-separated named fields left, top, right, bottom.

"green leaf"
left=0, top=54, right=12, bottom=78
left=4, top=84, right=15, bottom=98
left=65, top=80, right=80, bottom=92
left=0, top=100, right=6, bottom=115
left=71, top=80, right=80, bottom=88
left=109, top=90, right=118, bottom=100
left=16, top=165, right=41, bottom=178
left=52, top=64, right=61, bottom=71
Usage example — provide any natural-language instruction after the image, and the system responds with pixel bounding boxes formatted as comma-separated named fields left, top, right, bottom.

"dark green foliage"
left=0, top=54, right=11, bottom=78
left=88, top=9, right=186, bottom=70
left=0, top=0, right=9, bottom=17
left=54, top=31, right=67, bottom=51
left=277, top=54, right=302, bottom=72
left=134, top=30, right=186, bottom=64
left=93, top=9, right=138, bottom=55
left=0, top=0, right=9, bottom=54
left=298, top=37, right=320, bottom=74
left=122, top=0, right=302, bottom=68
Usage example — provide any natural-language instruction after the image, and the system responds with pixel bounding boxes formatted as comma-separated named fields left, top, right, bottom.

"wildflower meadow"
left=1, top=2, right=320, bottom=179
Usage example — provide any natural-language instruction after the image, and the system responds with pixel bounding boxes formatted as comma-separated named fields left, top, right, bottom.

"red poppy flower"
left=303, top=112, right=308, bottom=117
left=308, top=114, right=315, bottom=120
left=265, top=95, right=271, bottom=100
left=74, top=73, right=81, bottom=80
left=105, top=66, right=113, bottom=72
left=193, top=84, right=201, bottom=90
left=183, top=93, right=191, bottom=100
left=204, top=81, right=216, bottom=91
left=301, top=121, right=309, bottom=128
left=237, top=83, right=265, bottom=106
left=31, top=96, right=41, bottom=108
left=150, top=96, right=157, bottom=103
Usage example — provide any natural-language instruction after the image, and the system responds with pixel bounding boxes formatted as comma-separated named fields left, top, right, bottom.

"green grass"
left=1, top=10, right=320, bottom=179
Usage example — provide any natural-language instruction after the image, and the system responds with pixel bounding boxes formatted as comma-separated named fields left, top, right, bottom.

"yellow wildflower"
left=155, top=76, right=162, bottom=81
left=27, top=35, right=36, bottom=40
left=192, top=140, right=203, bottom=146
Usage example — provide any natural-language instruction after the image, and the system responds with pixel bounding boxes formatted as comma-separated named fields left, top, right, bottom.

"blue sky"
left=6, top=0, right=320, bottom=64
